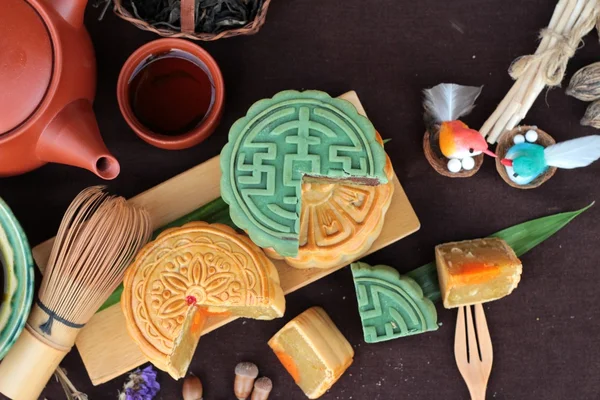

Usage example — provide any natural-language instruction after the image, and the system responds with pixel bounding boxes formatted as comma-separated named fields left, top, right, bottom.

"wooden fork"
left=454, top=304, right=493, bottom=400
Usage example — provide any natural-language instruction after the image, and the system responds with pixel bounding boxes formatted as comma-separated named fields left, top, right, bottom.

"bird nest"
left=423, top=129, right=483, bottom=178
left=495, top=125, right=557, bottom=189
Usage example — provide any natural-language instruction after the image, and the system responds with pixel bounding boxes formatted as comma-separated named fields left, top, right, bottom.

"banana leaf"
left=99, top=200, right=593, bottom=311
left=406, top=202, right=594, bottom=303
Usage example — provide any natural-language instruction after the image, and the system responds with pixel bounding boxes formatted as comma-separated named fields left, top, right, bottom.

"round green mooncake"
left=220, top=90, right=388, bottom=257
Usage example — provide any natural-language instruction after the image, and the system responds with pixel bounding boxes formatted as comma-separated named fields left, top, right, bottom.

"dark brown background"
left=2, top=0, right=600, bottom=398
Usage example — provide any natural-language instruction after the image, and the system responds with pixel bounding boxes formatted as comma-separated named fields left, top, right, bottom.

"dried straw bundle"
left=481, top=0, right=600, bottom=144
left=0, top=187, right=151, bottom=400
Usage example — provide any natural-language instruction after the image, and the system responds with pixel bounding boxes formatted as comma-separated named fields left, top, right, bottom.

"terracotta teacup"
left=117, top=38, right=225, bottom=150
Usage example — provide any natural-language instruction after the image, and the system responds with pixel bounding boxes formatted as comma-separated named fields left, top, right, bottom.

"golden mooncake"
left=264, top=135, right=394, bottom=269
left=122, top=222, right=285, bottom=379
left=268, top=307, right=354, bottom=399
left=435, top=237, right=522, bottom=308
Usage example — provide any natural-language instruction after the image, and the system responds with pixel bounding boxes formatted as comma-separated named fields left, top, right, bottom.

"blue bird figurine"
left=501, top=134, right=600, bottom=185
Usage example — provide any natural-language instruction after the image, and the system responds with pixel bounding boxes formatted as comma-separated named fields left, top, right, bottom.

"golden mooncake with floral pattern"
left=122, top=222, right=285, bottom=379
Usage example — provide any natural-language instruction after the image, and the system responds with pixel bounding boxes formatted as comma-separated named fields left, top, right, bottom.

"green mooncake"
left=220, top=90, right=388, bottom=257
left=351, top=262, right=438, bottom=343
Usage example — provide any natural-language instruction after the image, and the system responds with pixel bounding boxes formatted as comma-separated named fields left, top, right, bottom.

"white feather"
left=544, top=135, right=600, bottom=169
left=423, top=83, right=483, bottom=123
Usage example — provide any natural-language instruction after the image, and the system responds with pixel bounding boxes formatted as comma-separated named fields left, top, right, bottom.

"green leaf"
left=406, top=202, right=594, bottom=303
left=99, top=200, right=593, bottom=312
left=405, top=261, right=439, bottom=303
left=99, top=286, right=124, bottom=312
left=98, top=197, right=233, bottom=312
left=490, top=202, right=594, bottom=256
left=382, top=138, right=392, bottom=145
left=152, top=197, right=235, bottom=239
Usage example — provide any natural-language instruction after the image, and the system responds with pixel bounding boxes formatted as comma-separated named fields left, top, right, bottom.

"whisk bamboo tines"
left=0, top=186, right=151, bottom=400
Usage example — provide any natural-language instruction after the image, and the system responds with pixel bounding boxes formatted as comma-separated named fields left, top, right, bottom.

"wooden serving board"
left=32, top=91, right=420, bottom=385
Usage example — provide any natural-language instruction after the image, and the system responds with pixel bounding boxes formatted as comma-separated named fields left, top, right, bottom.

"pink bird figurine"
left=424, top=83, right=496, bottom=173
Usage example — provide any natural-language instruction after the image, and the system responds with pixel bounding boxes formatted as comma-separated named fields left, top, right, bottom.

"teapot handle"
left=181, top=0, right=196, bottom=33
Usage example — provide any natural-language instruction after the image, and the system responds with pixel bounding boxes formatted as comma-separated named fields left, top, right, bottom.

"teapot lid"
left=0, top=0, right=53, bottom=134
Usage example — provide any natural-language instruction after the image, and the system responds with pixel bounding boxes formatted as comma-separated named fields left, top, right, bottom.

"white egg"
left=513, top=134, right=525, bottom=144
left=447, top=158, right=462, bottom=173
left=525, top=130, right=538, bottom=142
left=461, top=156, right=475, bottom=170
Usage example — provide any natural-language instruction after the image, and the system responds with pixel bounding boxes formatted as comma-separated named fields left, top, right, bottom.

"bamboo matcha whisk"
left=0, top=186, right=151, bottom=400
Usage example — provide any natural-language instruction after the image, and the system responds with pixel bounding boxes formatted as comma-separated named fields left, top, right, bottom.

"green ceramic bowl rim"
left=0, top=197, right=34, bottom=360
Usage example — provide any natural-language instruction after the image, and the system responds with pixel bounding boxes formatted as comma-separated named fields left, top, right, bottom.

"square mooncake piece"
left=268, top=307, right=353, bottom=399
left=435, top=238, right=522, bottom=308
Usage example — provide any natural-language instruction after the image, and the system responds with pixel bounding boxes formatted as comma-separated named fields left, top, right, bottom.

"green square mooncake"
left=220, top=90, right=388, bottom=257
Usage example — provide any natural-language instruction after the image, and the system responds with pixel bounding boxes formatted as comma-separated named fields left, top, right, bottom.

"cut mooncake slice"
left=435, top=237, right=522, bottom=308
left=268, top=307, right=353, bottom=399
left=220, top=90, right=388, bottom=257
left=122, top=222, right=285, bottom=379
left=350, top=262, right=438, bottom=343
left=263, top=133, right=395, bottom=269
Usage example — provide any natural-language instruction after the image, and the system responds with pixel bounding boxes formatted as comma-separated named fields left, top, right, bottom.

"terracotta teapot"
left=0, top=0, right=120, bottom=179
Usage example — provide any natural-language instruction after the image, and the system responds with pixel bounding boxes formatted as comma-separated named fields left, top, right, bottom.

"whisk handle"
left=0, top=328, right=68, bottom=400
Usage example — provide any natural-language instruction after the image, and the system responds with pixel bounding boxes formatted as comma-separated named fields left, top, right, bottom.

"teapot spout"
left=37, top=99, right=120, bottom=180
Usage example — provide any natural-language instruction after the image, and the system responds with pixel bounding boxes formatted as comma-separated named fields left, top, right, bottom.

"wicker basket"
left=113, top=0, right=272, bottom=41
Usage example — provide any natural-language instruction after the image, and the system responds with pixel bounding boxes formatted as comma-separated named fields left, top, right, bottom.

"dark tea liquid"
left=129, top=54, right=214, bottom=136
